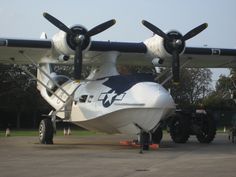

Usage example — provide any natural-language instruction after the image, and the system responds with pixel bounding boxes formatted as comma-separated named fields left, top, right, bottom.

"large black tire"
left=152, top=127, right=163, bottom=144
left=196, top=113, right=216, bottom=143
left=169, top=113, right=190, bottom=143
left=39, top=118, right=54, bottom=144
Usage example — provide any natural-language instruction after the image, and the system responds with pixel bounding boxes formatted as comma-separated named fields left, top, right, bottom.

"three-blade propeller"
left=142, top=20, right=208, bottom=84
left=43, top=12, right=116, bottom=80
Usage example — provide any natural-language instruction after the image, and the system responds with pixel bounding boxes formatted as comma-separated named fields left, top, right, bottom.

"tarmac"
left=0, top=133, right=235, bottom=177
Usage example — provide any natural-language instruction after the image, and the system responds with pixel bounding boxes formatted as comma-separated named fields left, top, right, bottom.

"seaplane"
left=0, top=13, right=236, bottom=150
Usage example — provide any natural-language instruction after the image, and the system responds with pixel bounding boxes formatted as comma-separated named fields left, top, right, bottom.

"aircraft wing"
left=0, top=38, right=52, bottom=64
left=181, top=47, right=236, bottom=68
left=1, top=38, right=236, bottom=68
left=88, top=41, right=236, bottom=68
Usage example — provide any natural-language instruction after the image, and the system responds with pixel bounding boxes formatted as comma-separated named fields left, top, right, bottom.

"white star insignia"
left=105, top=90, right=117, bottom=104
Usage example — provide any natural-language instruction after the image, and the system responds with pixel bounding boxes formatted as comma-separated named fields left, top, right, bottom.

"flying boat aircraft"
left=1, top=13, right=236, bottom=150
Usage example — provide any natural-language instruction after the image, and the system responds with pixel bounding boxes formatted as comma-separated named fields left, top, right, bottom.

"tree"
left=0, top=64, right=51, bottom=128
left=201, top=70, right=236, bottom=127
left=0, top=63, right=92, bottom=129
left=163, top=68, right=213, bottom=108
left=215, top=75, right=234, bottom=95
left=211, top=69, right=236, bottom=105
left=204, top=71, right=236, bottom=110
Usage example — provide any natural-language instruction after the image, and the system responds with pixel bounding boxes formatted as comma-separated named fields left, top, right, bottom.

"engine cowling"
left=43, top=12, right=116, bottom=80
left=144, top=31, right=186, bottom=61
left=142, top=20, right=208, bottom=83
left=52, top=25, right=91, bottom=56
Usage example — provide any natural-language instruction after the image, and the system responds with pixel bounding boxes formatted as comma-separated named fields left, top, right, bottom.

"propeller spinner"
left=142, top=20, right=208, bottom=84
left=43, top=12, right=116, bottom=80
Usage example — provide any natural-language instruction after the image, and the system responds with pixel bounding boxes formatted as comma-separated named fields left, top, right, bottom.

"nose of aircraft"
left=132, top=82, right=175, bottom=109
left=128, top=82, right=176, bottom=132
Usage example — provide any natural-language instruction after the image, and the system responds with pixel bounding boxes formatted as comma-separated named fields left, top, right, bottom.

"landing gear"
left=169, top=113, right=190, bottom=143
left=135, top=123, right=163, bottom=153
left=39, top=118, right=54, bottom=144
left=138, top=131, right=150, bottom=153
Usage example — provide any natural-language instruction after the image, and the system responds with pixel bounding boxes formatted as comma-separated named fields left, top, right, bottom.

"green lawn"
left=0, top=128, right=228, bottom=137
left=0, top=129, right=100, bottom=137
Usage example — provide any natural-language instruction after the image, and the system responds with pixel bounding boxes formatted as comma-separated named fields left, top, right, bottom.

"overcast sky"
left=0, top=0, right=235, bottom=85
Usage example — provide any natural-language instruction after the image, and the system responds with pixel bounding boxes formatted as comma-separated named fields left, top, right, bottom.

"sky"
left=0, top=0, right=235, bottom=86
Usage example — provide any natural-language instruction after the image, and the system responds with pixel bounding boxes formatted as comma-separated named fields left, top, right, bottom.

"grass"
left=0, top=128, right=229, bottom=137
left=0, top=129, right=100, bottom=137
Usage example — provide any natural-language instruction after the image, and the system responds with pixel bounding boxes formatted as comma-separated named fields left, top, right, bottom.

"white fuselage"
left=74, top=81, right=175, bottom=134
left=43, top=74, right=176, bottom=135
left=37, top=51, right=176, bottom=135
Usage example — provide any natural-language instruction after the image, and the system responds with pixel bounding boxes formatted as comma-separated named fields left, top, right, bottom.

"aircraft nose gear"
left=140, top=132, right=150, bottom=152
left=39, top=118, right=54, bottom=144
left=134, top=124, right=151, bottom=153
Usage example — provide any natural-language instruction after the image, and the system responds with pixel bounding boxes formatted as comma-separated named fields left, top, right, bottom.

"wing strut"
left=9, top=57, right=66, bottom=103
left=18, top=51, right=73, bottom=99
left=14, top=51, right=80, bottom=122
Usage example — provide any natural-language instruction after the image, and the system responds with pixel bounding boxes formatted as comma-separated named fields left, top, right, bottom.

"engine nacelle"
left=52, top=25, right=91, bottom=57
left=144, top=35, right=170, bottom=59
left=52, top=30, right=74, bottom=56
left=144, top=31, right=186, bottom=61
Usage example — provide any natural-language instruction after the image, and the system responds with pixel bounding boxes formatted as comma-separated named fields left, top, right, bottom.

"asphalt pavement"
left=0, top=133, right=235, bottom=177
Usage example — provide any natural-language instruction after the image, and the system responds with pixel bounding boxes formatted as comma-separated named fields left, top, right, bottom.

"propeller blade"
left=182, top=23, right=208, bottom=41
left=43, top=12, right=74, bottom=35
left=86, top=19, right=116, bottom=37
left=172, top=50, right=180, bottom=84
left=142, top=20, right=167, bottom=39
left=74, top=45, right=83, bottom=80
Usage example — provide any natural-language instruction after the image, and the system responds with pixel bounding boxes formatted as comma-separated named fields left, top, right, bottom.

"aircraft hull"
left=73, top=107, right=175, bottom=134
left=70, top=75, right=176, bottom=134
left=41, top=73, right=176, bottom=135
